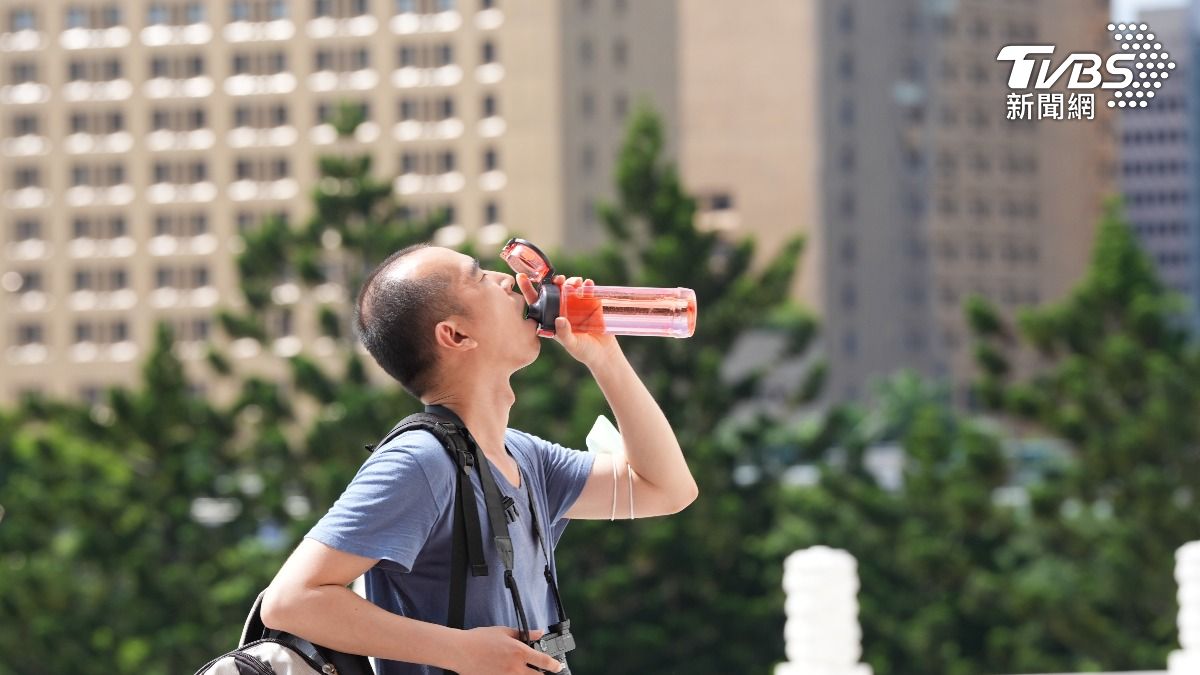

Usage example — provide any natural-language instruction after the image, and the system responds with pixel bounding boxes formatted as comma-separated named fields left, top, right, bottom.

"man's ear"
left=433, top=318, right=477, bottom=352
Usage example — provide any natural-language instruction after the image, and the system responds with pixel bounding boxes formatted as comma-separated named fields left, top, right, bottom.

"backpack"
left=192, top=591, right=373, bottom=675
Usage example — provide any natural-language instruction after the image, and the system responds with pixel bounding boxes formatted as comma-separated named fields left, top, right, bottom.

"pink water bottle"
left=500, top=238, right=697, bottom=339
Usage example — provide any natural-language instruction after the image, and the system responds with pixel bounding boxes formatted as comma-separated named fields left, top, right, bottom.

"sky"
left=1111, top=0, right=1189, bottom=22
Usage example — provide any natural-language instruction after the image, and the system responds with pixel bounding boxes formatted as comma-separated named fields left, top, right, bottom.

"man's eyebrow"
left=469, top=258, right=481, bottom=279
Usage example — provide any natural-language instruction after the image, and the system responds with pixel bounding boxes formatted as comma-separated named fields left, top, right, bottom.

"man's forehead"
left=386, top=246, right=471, bottom=281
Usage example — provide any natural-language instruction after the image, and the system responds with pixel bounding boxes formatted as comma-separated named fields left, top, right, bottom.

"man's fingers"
left=516, top=273, right=539, bottom=304
left=522, top=644, right=562, bottom=673
left=554, top=317, right=573, bottom=342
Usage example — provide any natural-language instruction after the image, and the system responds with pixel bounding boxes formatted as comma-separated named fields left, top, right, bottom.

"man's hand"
left=516, top=272, right=622, bottom=369
left=449, top=626, right=563, bottom=674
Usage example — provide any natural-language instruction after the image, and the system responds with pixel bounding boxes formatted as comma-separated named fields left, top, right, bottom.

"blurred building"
left=0, top=0, right=677, bottom=405
left=679, top=0, right=1117, bottom=404
left=1120, top=5, right=1199, bottom=331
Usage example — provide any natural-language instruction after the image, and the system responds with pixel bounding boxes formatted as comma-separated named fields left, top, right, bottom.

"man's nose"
left=500, top=274, right=516, bottom=293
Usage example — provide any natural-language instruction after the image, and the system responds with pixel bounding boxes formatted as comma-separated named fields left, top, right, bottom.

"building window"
left=483, top=148, right=498, bottom=171
left=101, top=5, right=122, bottom=27
left=13, top=218, right=42, bottom=241
left=482, top=93, right=498, bottom=117
left=313, top=0, right=366, bottom=18
left=481, top=40, right=497, bottom=64
left=485, top=201, right=499, bottom=224
left=614, top=93, right=628, bottom=120
left=612, top=38, right=627, bottom=67
left=186, top=2, right=206, bottom=23
left=839, top=98, right=855, bottom=127
left=842, top=329, right=857, bottom=356
left=10, top=9, right=37, bottom=31
left=16, top=323, right=45, bottom=346
left=10, top=61, right=37, bottom=85
left=8, top=270, right=43, bottom=293
left=66, top=7, right=88, bottom=28
left=11, top=114, right=39, bottom=136
left=840, top=236, right=856, bottom=264
left=837, top=4, right=853, bottom=33
left=398, top=98, right=416, bottom=120
left=838, top=52, right=854, bottom=79
left=581, top=145, right=595, bottom=174
left=579, top=39, right=594, bottom=66
left=147, top=3, right=170, bottom=25
left=13, top=166, right=40, bottom=189
left=840, top=283, right=857, bottom=310
left=839, top=192, right=856, bottom=219
left=839, top=145, right=855, bottom=173
left=74, top=319, right=95, bottom=343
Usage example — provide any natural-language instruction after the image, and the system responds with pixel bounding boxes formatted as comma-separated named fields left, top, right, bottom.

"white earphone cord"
left=627, top=462, right=634, bottom=520
left=609, top=455, right=618, bottom=521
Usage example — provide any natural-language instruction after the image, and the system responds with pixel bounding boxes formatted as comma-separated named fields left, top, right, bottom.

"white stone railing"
left=776, top=541, right=1200, bottom=675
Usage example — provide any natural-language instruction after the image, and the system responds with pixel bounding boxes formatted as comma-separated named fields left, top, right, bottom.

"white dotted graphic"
left=1111, top=22, right=1174, bottom=109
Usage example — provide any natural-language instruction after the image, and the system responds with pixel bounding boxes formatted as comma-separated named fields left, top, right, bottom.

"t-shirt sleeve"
left=517, top=430, right=596, bottom=525
left=305, top=432, right=450, bottom=572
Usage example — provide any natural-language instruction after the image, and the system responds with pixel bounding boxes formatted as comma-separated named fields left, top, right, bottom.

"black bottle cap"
left=523, top=284, right=561, bottom=335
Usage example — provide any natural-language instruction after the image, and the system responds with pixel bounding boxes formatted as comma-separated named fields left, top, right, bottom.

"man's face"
left=401, top=247, right=541, bottom=366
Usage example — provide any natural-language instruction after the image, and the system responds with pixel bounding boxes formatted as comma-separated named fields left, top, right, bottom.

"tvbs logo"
left=996, top=46, right=1134, bottom=90
left=997, top=23, right=1175, bottom=97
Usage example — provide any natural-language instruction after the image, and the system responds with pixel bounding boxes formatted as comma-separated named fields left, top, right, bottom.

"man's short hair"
left=355, top=244, right=465, bottom=398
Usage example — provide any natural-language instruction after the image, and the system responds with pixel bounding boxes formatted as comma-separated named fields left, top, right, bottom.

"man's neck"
left=423, top=374, right=516, bottom=461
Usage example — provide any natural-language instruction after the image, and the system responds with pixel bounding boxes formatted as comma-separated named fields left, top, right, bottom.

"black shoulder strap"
left=365, top=412, right=490, bottom=580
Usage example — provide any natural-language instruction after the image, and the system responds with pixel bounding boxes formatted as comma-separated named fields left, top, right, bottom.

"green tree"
left=967, top=200, right=1200, bottom=672
left=767, top=374, right=1021, bottom=675
left=217, top=101, right=437, bottom=520
left=0, top=326, right=283, bottom=674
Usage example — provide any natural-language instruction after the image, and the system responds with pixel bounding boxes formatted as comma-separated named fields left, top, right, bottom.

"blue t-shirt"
left=306, top=427, right=595, bottom=675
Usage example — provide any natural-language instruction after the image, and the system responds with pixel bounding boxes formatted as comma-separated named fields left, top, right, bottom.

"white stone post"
left=1170, top=540, right=1200, bottom=674
left=776, top=546, right=872, bottom=675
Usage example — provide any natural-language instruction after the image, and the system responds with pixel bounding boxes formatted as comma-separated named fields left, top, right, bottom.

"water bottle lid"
left=500, top=238, right=555, bottom=284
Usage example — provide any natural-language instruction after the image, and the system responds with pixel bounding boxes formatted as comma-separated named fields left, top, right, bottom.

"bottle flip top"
left=500, top=238, right=697, bottom=339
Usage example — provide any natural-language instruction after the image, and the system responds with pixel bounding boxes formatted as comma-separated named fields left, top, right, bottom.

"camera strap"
left=422, top=405, right=571, bottom=644
left=519, top=466, right=569, bottom=626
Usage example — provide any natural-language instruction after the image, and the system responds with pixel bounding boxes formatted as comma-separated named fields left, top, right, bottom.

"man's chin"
left=519, top=333, right=542, bottom=367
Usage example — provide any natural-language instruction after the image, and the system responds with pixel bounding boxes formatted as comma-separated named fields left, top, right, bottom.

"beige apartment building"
left=1, top=0, right=1116, bottom=408
left=0, top=0, right=677, bottom=405
left=680, top=0, right=1116, bottom=404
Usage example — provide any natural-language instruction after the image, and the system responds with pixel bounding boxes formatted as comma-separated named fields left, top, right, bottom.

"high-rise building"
left=679, top=0, right=1117, bottom=404
left=0, top=0, right=677, bottom=405
left=1121, top=5, right=1198, bottom=331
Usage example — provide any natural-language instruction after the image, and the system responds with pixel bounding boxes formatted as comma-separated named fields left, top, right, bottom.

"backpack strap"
left=238, top=592, right=268, bottom=647
left=372, top=413, right=490, bottom=580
